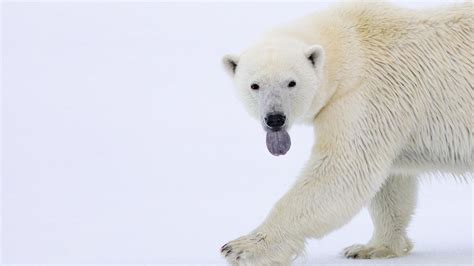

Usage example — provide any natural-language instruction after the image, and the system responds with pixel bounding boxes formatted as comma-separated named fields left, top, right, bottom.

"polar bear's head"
left=223, top=38, right=325, bottom=156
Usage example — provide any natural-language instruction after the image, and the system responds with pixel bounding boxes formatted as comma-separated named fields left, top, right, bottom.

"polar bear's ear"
left=222, top=55, right=239, bottom=76
left=304, top=45, right=325, bottom=69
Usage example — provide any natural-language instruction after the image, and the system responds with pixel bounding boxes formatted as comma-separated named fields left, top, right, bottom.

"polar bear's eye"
left=288, top=81, right=296, bottom=88
left=250, top=83, right=260, bottom=90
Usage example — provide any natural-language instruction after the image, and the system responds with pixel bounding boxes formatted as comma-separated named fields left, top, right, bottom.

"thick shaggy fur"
left=222, top=2, right=473, bottom=265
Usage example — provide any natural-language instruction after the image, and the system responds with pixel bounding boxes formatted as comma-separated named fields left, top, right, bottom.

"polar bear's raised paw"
left=221, top=233, right=267, bottom=265
left=220, top=232, right=295, bottom=266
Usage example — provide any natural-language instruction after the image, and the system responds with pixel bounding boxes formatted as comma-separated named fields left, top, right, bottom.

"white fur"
left=221, top=2, right=473, bottom=265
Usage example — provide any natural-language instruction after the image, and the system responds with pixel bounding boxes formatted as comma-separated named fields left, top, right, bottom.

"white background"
left=1, top=1, right=472, bottom=265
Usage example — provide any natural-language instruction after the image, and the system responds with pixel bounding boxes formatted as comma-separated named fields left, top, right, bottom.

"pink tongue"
left=266, top=130, right=291, bottom=156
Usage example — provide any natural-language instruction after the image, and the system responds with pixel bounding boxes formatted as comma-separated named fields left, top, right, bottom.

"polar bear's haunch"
left=222, top=2, right=473, bottom=265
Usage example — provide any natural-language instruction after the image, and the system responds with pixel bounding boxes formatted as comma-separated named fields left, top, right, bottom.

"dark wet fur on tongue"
left=266, top=130, right=291, bottom=156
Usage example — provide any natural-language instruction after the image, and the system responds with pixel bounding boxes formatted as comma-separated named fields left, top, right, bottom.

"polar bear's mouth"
left=266, top=129, right=291, bottom=156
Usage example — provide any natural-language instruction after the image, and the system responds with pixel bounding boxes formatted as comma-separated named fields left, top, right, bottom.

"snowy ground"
left=2, top=1, right=472, bottom=265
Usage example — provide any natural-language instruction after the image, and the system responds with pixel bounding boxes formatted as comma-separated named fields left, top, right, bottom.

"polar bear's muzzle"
left=259, top=90, right=291, bottom=156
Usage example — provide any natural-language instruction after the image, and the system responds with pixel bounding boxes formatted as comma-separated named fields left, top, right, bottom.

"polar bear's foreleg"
left=221, top=148, right=395, bottom=265
left=343, top=174, right=418, bottom=259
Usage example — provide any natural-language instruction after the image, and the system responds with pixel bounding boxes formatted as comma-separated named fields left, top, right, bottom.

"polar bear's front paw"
left=220, top=232, right=293, bottom=266
left=221, top=233, right=265, bottom=264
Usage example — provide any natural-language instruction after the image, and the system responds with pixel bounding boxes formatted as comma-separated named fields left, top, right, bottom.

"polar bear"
left=220, top=2, right=473, bottom=265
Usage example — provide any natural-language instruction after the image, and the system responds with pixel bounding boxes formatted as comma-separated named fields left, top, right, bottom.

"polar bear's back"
left=351, top=3, right=473, bottom=174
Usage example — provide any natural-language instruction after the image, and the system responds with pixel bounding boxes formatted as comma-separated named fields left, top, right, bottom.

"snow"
left=1, top=1, right=472, bottom=265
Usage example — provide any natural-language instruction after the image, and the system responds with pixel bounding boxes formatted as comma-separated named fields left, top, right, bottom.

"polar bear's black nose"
left=265, top=112, right=286, bottom=130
